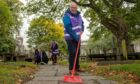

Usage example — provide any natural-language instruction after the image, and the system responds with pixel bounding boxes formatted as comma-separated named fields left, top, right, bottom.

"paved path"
left=26, top=63, right=118, bottom=84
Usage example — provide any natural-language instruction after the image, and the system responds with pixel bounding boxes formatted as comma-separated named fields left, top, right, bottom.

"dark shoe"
left=76, top=68, right=85, bottom=72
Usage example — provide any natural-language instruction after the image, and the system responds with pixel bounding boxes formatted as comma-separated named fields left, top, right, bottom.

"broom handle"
left=71, top=33, right=82, bottom=76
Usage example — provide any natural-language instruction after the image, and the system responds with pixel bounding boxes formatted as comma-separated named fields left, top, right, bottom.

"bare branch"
left=89, top=0, right=104, bottom=16
left=117, top=0, right=124, bottom=8
left=102, top=0, right=113, bottom=7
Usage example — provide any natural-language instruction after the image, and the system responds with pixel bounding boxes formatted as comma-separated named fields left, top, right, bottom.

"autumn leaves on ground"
left=59, top=60, right=140, bottom=84
left=89, top=63, right=140, bottom=84
left=0, top=62, right=37, bottom=84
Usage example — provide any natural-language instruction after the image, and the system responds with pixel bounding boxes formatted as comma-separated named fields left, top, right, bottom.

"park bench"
left=88, top=54, right=107, bottom=61
left=80, top=55, right=87, bottom=62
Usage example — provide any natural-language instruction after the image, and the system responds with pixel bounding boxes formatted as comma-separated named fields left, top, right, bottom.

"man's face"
left=70, top=3, right=78, bottom=14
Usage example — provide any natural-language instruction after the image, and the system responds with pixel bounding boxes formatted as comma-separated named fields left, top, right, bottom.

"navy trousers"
left=66, top=40, right=80, bottom=70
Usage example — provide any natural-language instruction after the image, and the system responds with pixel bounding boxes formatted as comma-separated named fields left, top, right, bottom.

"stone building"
left=15, top=35, right=25, bottom=55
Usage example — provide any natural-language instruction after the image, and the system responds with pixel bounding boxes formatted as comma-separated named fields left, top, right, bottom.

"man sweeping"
left=63, top=2, right=85, bottom=75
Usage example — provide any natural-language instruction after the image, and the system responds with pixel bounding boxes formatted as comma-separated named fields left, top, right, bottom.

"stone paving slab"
left=35, top=71, right=57, bottom=76
left=33, top=76, right=63, bottom=81
left=26, top=63, right=118, bottom=84
left=97, top=79, right=118, bottom=84
left=27, top=80, right=58, bottom=84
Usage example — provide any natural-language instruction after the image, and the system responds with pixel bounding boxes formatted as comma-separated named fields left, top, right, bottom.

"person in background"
left=34, top=49, right=41, bottom=64
left=63, top=2, right=85, bottom=74
left=51, top=40, right=59, bottom=65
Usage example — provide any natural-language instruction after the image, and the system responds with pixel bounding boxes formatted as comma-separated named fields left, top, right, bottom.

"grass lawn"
left=89, top=62, right=140, bottom=84
left=0, top=62, right=38, bottom=84
left=91, top=64, right=140, bottom=84
left=58, top=60, right=140, bottom=84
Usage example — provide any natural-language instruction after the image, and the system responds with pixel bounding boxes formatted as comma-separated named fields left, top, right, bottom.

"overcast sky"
left=19, top=0, right=90, bottom=47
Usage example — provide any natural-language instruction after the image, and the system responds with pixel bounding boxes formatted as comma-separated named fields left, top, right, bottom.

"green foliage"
left=83, top=0, right=140, bottom=51
left=0, top=0, right=23, bottom=55
left=0, top=0, right=23, bottom=35
left=0, top=0, right=15, bottom=55
left=87, top=25, right=114, bottom=51
left=0, top=37, right=16, bottom=55
left=25, top=0, right=70, bottom=19
left=6, top=0, right=23, bottom=33
left=27, top=16, right=66, bottom=53
left=0, top=0, right=13, bottom=33
left=125, top=0, right=140, bottom=41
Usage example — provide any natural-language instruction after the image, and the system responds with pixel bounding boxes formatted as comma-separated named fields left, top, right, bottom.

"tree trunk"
left=101, top=15, right=129, bottom=60
left=116, top=35, right=129, bottom=60
left=116, top=38, right=122, bottom=60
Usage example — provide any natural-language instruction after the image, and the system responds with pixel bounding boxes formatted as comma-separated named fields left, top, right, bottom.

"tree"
left=27, top=16, right=66, bottom=53
left=0, top=0, right=13, bottom=36
left=0, top=0, right=23, bottom=55
left=5, top=0, right=23, bottom=34
left=72, top=0, right=139, bottom=60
